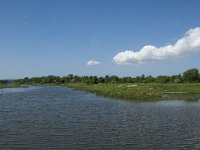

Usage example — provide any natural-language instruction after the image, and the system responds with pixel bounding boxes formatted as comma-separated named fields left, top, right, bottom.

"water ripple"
left=0, top=86, right=200, bottom=149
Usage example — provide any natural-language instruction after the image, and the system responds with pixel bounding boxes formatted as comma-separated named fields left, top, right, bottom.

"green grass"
left=0, top=85, right=12, bottom=89
left=0, top=84, right=22, bottom=89
left=66, top=83, right=200, bottom=101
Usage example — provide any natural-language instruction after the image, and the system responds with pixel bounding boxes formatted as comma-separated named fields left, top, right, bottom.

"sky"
left=0, top=0, right=200, bottom=79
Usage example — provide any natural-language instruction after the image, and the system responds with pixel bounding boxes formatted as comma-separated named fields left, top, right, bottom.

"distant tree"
left=172, top=74, right=182, bottom=83
left=155, top=76, right=171, bottom=83
left=134, top=75, right=145, bottom=83
left=121, top=77, right=133, bottom=83
left=140, top=74, right=145, bottom=83
left=68, top=74, right=74, bottom=82
left=24, top=77, right=29, bottom=82
left=104, top=75, right=110, bottom=83
left=98, top=77, right=105, bottom=83
left=144, top=75, right=155, bottom=83
left=134, top=76, right=141, bottom=83
left=71, top=75, right=80, bottom=83
left=109, top=75, right=119, bottom=84
left=81, top=76, right=89, bottom=83
left=13, top=68, right=200, bottom=85
left=183, top=68, right=199, bottom=83
left=86, top=76, right=98, bottom=84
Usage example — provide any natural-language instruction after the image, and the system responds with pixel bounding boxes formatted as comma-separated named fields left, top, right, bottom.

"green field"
left=0, top=84, right=20, bottom=89
left=66, top=83, right=200, bottom=101
left=0, top=85, right=5, bottom=89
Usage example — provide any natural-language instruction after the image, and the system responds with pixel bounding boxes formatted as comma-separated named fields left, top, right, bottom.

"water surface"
left=0, top=86, right=200, bottom=149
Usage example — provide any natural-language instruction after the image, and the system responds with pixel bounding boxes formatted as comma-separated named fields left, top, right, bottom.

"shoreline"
left=2, top=83, right=200, bottom=101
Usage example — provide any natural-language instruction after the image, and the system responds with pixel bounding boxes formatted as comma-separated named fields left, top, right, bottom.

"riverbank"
left=66, top=83, right=200, bottom=101
left=4, top=82, right=200, bottom=101
left=0, top=85, right=15, bottom=89
left=0, top=84, right=26, bottom=89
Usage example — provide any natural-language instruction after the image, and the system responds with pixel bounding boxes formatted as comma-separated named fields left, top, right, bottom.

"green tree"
left=98, top=77, right=105, bottom=83
left=172, top=74, right=182, bottom=83
left=155, top=76, right=171, bottom=83
left=109, top=75, right=119, bottom=84
left=183, top=68, right=199, bottom=83
left=144, top=75, right=155, bottom=83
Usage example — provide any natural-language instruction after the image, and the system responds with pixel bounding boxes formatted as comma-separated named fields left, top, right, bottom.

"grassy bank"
left=0, top=85, right=6, bottom=89
left=0, top=85, right=14, bottom=89
left=66, top=83, right=200, bottom=101
left=0, top=84, right=23, bottom=89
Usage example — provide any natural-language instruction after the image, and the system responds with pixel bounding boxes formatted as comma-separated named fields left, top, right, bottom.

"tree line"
left=14, top=68, right=200, bottom=85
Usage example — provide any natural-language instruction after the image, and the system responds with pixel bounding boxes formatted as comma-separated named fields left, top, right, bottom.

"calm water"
left=0, top=86, right=200, bottom=149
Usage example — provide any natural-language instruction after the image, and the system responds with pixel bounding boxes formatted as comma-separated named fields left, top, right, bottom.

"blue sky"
left=0, top=0, right=200, bottom=79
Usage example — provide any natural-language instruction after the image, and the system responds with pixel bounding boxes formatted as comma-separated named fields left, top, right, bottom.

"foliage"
left=6, top=68, right=200, bottom=101
left=183, top=68, right=199, bottom=83
left=67, top=83, right=200, bottom=101
left=14, top=68, right=200, bottom=85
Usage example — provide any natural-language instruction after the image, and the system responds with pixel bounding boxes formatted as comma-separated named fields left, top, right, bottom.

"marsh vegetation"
left=10, top=68, right=200, bottom=101
left=66, top=83, right=200, bottom=101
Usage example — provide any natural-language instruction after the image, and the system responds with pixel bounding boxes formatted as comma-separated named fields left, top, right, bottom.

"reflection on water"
left=0, top=86, right=200, bottom=149
left=0, top=86, right=40, bottom=94
left=155, top=99, right=200, bottom=106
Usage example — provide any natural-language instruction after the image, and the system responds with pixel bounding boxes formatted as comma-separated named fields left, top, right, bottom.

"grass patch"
left=0, top=84, right=24, bottom=89
left=66, top=83, right=200, bottom=101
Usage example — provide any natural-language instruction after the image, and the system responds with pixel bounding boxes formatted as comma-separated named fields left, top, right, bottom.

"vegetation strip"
left=1, top=68, right=200, bottom=101
left=66, top=83, right=200, bottom=101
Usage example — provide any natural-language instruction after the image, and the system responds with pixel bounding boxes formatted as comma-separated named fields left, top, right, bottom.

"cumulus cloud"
left=86, top=60, right=100, bottom=65
left=113, top=27, right=200, bottom=64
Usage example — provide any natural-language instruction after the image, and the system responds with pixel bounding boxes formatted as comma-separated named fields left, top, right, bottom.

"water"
left=0, top=86, right=200, bottom=149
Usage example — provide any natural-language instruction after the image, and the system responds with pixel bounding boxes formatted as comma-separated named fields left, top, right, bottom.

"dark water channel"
left=0, top=86, right=200, bottom=149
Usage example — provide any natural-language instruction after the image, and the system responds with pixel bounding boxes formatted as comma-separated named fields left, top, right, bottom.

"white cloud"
left=113, top=27, right=200, bottom=64
left=86, top=60, right=100, bottom=65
